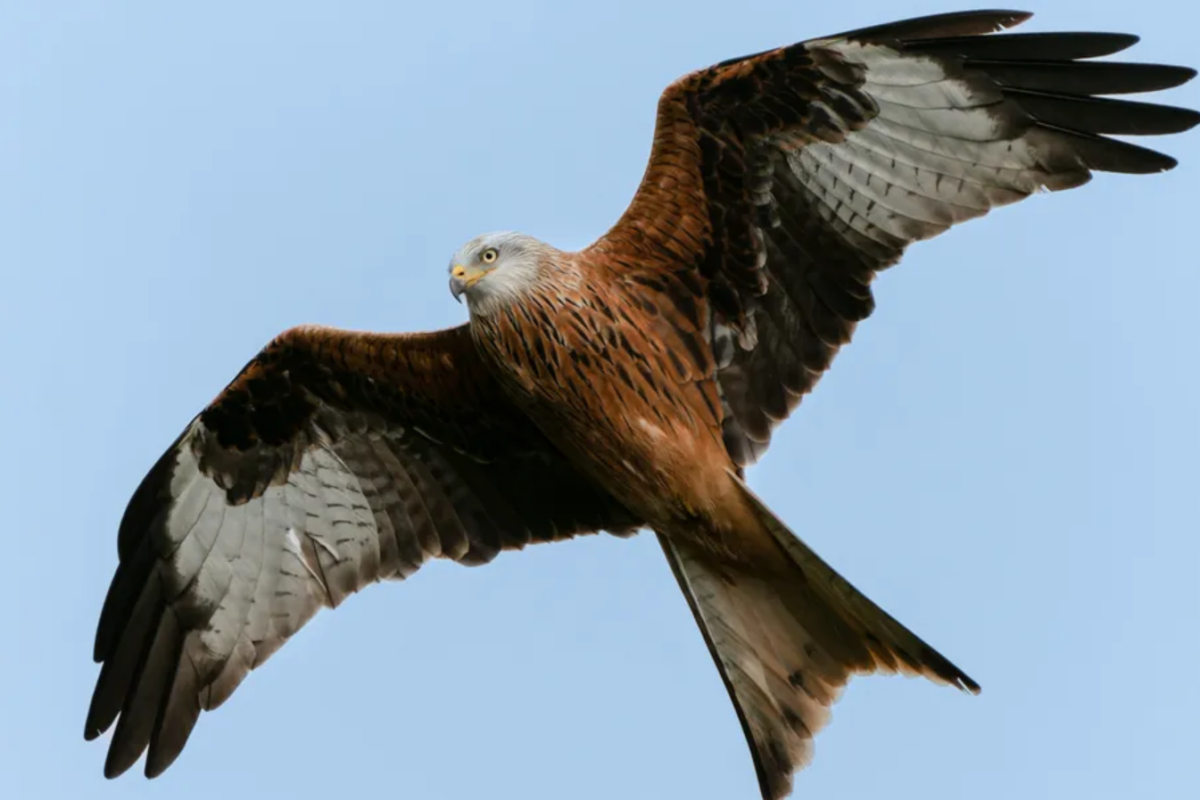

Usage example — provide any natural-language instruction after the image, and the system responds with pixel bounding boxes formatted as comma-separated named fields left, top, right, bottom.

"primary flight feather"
left=86, top=10, right=1197, bottom=799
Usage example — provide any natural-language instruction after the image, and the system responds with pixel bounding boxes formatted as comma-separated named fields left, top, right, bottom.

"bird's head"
left=448, top=232, right=550, bottom=311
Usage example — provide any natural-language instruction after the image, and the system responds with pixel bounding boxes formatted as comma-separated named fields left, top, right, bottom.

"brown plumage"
left=87, top=10, right=1197, bottom=799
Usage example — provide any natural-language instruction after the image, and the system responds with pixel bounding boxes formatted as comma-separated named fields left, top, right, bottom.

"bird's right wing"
left=86, top=323, right=641, bottom=779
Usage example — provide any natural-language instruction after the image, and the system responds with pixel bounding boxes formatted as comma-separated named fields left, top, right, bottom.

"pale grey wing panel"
left=87, top=416, right=638, bottom=779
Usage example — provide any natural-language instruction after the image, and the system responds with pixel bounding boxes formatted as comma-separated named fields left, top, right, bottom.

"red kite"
left=86, top=9, right=1197, bottom=799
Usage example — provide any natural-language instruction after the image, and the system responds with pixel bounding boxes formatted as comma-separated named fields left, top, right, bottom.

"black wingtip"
left=837, top=9, right=1034, bottom=43
left=912, top=31, right=1143, bottom=62
left=103, top=746, right=135, bottom=780
left=1176, top=105, right=1200, bottom=132
left=1105, top=32, right=1142, bottom=55
left=996, top=9, right=1035, bottom=30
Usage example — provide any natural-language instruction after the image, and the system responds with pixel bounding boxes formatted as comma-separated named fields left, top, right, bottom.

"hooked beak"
left=449, top=264, right=481, bottom=303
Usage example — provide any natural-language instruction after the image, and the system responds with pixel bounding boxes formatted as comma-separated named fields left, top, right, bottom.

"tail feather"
left=658, top=473, right=978, bottom=800
left=658, top=534, right=839, bottom=800
left=737, top=474, right=980, bottom=694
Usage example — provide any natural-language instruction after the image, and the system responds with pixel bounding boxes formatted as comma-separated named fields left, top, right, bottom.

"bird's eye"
left=481, top=248, right=499, bottom=264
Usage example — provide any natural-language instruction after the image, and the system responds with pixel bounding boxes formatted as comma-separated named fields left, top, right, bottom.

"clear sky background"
left=2, top=2, right=1197, bottom=798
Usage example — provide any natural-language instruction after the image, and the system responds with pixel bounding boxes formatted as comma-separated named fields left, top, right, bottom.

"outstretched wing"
left=86, top=324, right=640, bottom=778
left=592, top=9, right=1198, bottom=468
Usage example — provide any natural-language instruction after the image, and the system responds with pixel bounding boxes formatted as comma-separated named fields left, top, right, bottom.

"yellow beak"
left=449, top=264, right=484, bottom=302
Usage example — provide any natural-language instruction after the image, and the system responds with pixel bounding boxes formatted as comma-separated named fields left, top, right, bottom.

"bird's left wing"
left=86, top=323, right=640, bottom=779
left=590, top=9, right=1198, bottom=468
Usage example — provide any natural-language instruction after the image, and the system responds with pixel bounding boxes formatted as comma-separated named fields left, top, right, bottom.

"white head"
left=448, top=232, right=552, bottom=314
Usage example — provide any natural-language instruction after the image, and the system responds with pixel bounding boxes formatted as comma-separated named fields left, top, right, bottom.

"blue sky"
left=2, top=1, right=1197, bottom=798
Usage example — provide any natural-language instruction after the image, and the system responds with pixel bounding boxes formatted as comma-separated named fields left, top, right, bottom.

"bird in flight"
left=86, top=9, right=1197, bottom=799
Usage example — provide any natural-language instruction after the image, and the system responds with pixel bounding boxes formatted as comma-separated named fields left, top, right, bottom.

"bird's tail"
left=657, top=472, right=979, bottom=800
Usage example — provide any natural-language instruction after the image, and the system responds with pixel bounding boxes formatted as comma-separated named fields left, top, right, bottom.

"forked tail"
left=657, top=472, right=978, bottom=800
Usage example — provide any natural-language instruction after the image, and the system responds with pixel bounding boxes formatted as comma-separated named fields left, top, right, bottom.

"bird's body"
left=86, top=10, right=1198, bottom=799
left=466, top=242, right=733, bottom=550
